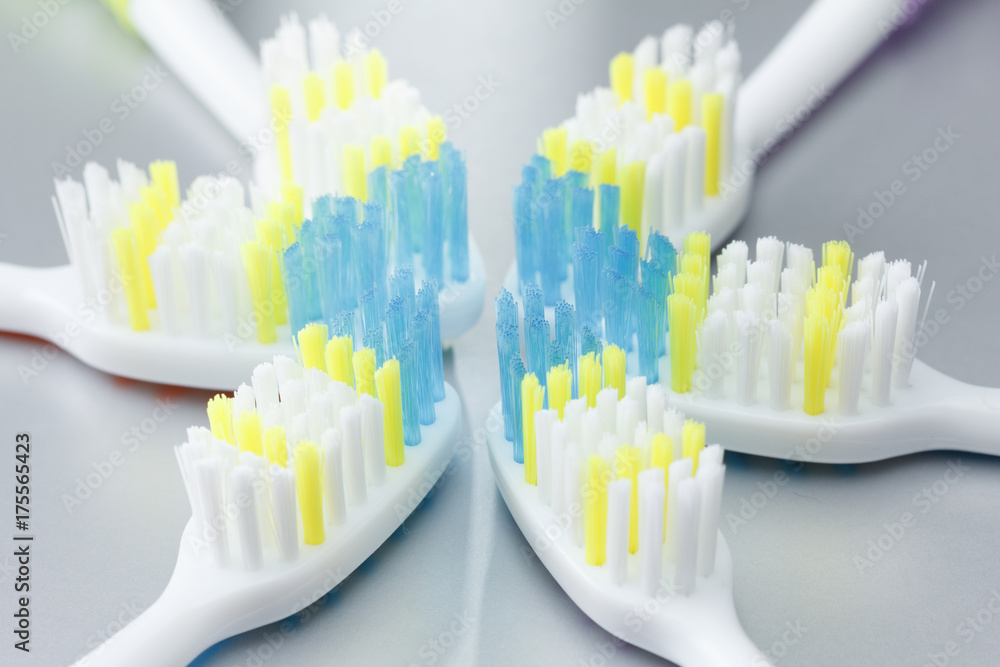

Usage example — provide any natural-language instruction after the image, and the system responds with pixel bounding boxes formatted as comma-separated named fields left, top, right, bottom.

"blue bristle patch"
left=390, top=266, right=416, bottom=324
left=389, top=170, right=413, bottom=266
left=530, top=154, right=552, bottom=182
left=420, top=161, right=444, bottom=285
left=634, top=284, right=659, bottom=384
left=398, top=341, right=422, bottom=446
left=418, top=280, right=445, bottom=401
left=495, top=287, right=519, bottom=330
left=523, top=282, right=544, bottom=322
left=314, top=233, right=343, bottom=324
left=496, top=321, right=520, bottom=442
left=598, top=184, right=620, bottom=262
left=368, top=165, right=389, bottom=211
left=440, top=143, right=469, bottom=283
left=513, top=182, right=538, bottom=289
left=641, top=258, right=669, bottom=355
left=555, top=299, right=577, bottom=395
left=510, top=357, right=526, bottom=463
left=525, top=315, right=550, bottom=388
left=540, top=181, right=565, bottom=307
left=580, top=325, right=603, bottom=358
left=411, top=309, right=436, bottom=425
left=385, top=295, right=407, bottom=360
left=602, top=268, right=631, bottom=350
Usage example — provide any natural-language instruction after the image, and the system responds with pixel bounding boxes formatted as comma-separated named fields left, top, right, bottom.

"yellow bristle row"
left=803, top=314, right=833, bottom=415
left=303, top=72, right=326, bottom=122
left=241, top=241, right=277, bottom=344
left=207, top=394, right=234, bottom=444
left=235, top=411, right=264, bottom=457
left=682, top=420, right=705, bottom=473
left=353, top=348, right=377, bottom=396
left=264, top=425, right=288, bottom=467
left=596, top=148, right=617, bottom=186
left=342, top=144, right=367, bottom=202
left=294, top=441, right=325, bottom=545
left=614, top=445, right=642, bottom=554
left=522, top=373, right=544, bottom=486
left=620, top=161, right=646, bottom=239
left=371, top=135, right=392, bottom=169
left=269, top=85, right=293, bottom=183
left=426, top=116, right=446, bottom=161
left=280, top=181, right=304, bottom=230
left=610, top=52, right=634, bottom=104
left=375, top=359, right=405, bottom=467
left=546, top=363, right=572, bottom=420
left=543, top=127, right=568, bottom=177
left=578, top=352, right=602, bottom=408
left=649, top=433, right=673, bottom=472
left=149, top=160, right=179, bottom=210
left=584, top=455, right=609, bottom=566
left=667, top=293, right=697, bottom=393
left=399, top=125, right=420, bottom=163
left=568, top=140, right=593, bottom=175
left=110, top=227, right=150, bottom=331
left=325, top=336, right=355, bottom=388
left=297, top=323, right=329, bottom=373
left=366, top=49, right=388, bottom=99
left=127, top=199, right=158, bottom=307
left=667, top=79, right=692, bottom=129
left=822, top=240, right=854, bottom=290
left=602, top=344, right=626, bottom=399
left=702, top=93, right=723, bottom=196
left=643, top=68, right=667, bottom=120
left=333, top=60, right=354, bottom=110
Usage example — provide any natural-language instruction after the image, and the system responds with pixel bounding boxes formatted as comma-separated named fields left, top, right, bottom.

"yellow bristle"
left=620, top=161, right=646, bottom=240
left=682, top=420, right=706, bottom=473
left=240, top=241, right=277, bottom=344
left=297, top=323, right=329, bottom=373
left=142, top=184, right=170, bottom=228
left=149, top=160, right=179, bottom=210
left=803, top=314, right=833, bottom=415
left=325, top=336, right=355, bottom=388
left=596, top=148, right=617, bottom=186
left=110, top=227, right=149, bottom=331
left=353, top=348, right=377, bottom=396
left=702, top=93, right=723, bottom=196
left=822, top=240, right=854, bottom=281
left=602, top=344, right=626, bottom=399
left=543, top=127, right=568, bottom=177
left=546, top=363, right=572, bottom=420
left=294, top=441, right=325, bottom=545
left=127, top=200, right=158, bottom=307
left=643, top=68, right=667, bottom=120
left=807, top=284, right=843, bottom=382
left=670, top=271, right=706, bottom=324
left=426, top=116, right=446, bottom=161
left=649, top=432, right=673, bottom=538
left=610, top=52, right=634, bottom=104
left=264, top=425, right=288, bottom=467
left=615, top=445, right=642, bottom=554
left=668, top=78, right=692, bottom=129
left=206, top=394, right=234, bottom=444
left=371, top=135, right=392, bottom=169
left=375, top=359, right=405, bottom=466
left=522, top=373, right=544, bottom=486
left=568, top=140, right=594, bottom=175
left=234, top=411, right=263, bottom=456
left=584, top=455, right=609, bottom=565
left=684, top=231, right=711, bottom=260
left=667, top=293, right=697, bottom=393
left=269, top=85, right=293, bottom=183
left=399, top=125, right=420, bottom=163
left=366, top=49, right=388, bottom=99
left=281, top=181, right=304, bottom=230
left=579, top=352, right=602, bottom=408
left=303, top=72, right=326, bottom=122
left=333, top=60, right=354, bottom=110
left=342, top=144, right=367, bottom=202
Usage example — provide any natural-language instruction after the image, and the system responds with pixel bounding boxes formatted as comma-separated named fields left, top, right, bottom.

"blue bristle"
left=530, top=154, right=552, bottom=182
left=333, top=310, right=355, bottom=340
left=513, top=182, right=538, bottom=289
left=523, top=282, right=544, bottom=322
left=403, top=156, right=425, bottom=253
left=634, top=283, right=659, bottom=384
left=510, top=356, right=526, bottom=463
left=580, top=325, right=603, bottom=358
left=420, top=161, right=444, bottom=286
left=359, top=287, right=381, bottom=338
left=496, top=321, right=520, bottom=441
left=411, top=309, right=436, bottom=425
left=525, top=315, right=550, bottom=387
left=314, top=233, right=344, bottom=325
left=647, top=232, right=677, bottom=275
left=555, top=300, right=577, bottom=395
left=398, top=341, right=422, bottom=446
left=602, top=268, right=631, bottom=350
left=572, top=242, right=600, bottom=335
left=390, top=266, right=416, bottom=323
left=295, top=220, right=323, bottom=322
left=540, top=182, right=564, bottom=307
left=368, top=165, right=389, bottom=211
left=363, top=327, right=386, bottom=367
left=614, top=227, right=639, bottom=277
left=570, top=186, right=594, bottom=237
left=418, top=280, right=446, bottom=402
left=440, top=143, right=469, bottom=283
left=352, top=215, right=385, bottom=297
left=281, top=243, right=309, bottom=336
left=598, top=184, right=620, bottom=262
left=386, top=295, right=407, bottom=359
left=334, top=196, right=359, bottom=226
left=608, top=245, right=636, bottom=285
left=641, top=258, right=669, bottom=356
left=389, top=170, right=413, bottom=266
left=495, top=287, right=519, bottom=330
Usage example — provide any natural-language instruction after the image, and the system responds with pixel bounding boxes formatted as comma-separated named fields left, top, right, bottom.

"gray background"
left=1, top=0, right=999, bottom=665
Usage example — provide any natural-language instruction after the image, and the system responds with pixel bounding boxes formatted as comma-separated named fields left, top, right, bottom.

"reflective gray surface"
left=1, top=0, right=999, bottom=665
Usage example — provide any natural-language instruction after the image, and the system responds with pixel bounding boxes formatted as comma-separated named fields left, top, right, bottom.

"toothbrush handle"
left=736, top=0, right=909, bottom=155
left=124, top=0, right=267, bottom=142
left=0, top=263, right=74, bottom=341
left=938, top=384, right=1000, bottom=456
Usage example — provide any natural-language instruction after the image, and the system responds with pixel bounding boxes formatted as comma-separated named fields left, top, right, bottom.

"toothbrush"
left=76, top=274, right=459, bottom=666
left=504, top=226, right=1000, bottom=465
left=507, top=0, right=914, bottom=302
left=101, top=0, right=267, bottom=142
left=486, top=349, right=767, bottom=666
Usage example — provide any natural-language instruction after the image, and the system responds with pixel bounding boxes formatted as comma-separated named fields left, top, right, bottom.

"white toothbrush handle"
left=0, top=263, right=73, bottom=340
left=125, top=0, right=267, bottom=142
left=938, top=383, right=1000, bottom=455
left=737, top=0, right=909, bottom=154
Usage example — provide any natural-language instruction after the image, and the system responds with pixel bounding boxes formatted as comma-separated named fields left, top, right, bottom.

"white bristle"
left=767, top=318, right=793, bottom=411
left=872, top=299, right=899, bottom=406
left=288, top=414, right=309, bottom=451
left=718, top=240, right=748, bottom=286
left=738, top=282, right=770, bottom=320
left=616, top=396, right=638, bottom=446
left=178, top=243, right=209, bottom=337
left=673, top=477, right=701, bottom=596
left=755, top=236, right=785, bottom=293
left=734, top=310, right=763, bottom=405
left=269, top=465, right=299, bottom=562
left=565, top=443, right=583, bottom=547
left=606, top=479, right=631, bottom=587
left=307, top=15, right=340, bottom=73
left=886, top=260, right=912, bottom=298
left=194, top=458, right=229, bottom=567
left=838, top=320, right=869, bottom=415
left=564, top=398, right=586, bottom=453
left=646, top=385, right=666, bottom=434
left=696, top=454, right=725, bottom=577
left=697, top=310, right=728, bottom=399
left=273, top=356, right=303, bottom=394
left=281, top=380, right=306, bottom=428
left=597, top=387, right=618, bottom=436
left=663, top=409, right=684, bottom=459
left=699, top=443, right=724, bottom=469
left=695, top=20, right=724, bottom=67
left=329, top=382, right=358, bottom=427
left=581, top=408, right=602, bottom=459
left=526, top=408, right=552, bottom=497
left=306, top=367, right=331, bottom=397
left=147, top=248, right=178, bottom=335
left=321, top=428, right=347, bottom=526
left=231, top=466, right=262, bottom=571
left=626, top=376, right=648, bottom=425
left=682, top=126, right=706, bottom=216
left=661, top=24, right=693, bottom=78
left=638, top=468, right=665, bottom=595
left=550, top=421, right=567, bottom=515
left=665, top=457, right=693, bottom=562
left=359, top=394, right=386, bottom=487
left=844, top=300, right=869, bottom=324
left=598, top=433, right=618, bottom=462
left=688, top=62, right=712, bottom=123
left=857, top=251, right=886, bottom=288
left=713, top=263, right=740, bottom=295
left=174, top=442, right=203, bottom=519
left=211, top=252, right=239, bottom=337
left=233, top=383, right=256, bottom=417
left=632, top=36, right=658, bottom=103
left=660, top=133, right=686, bottom=231
left=715, top=74, right=736, bottom=179
left=893, top=277, right=921, bottom=389
left=786, top=243, right=815, bottom=287
left=340, top=406, right=367, bottom=506
left=251, top=363, right=280, bottom=412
